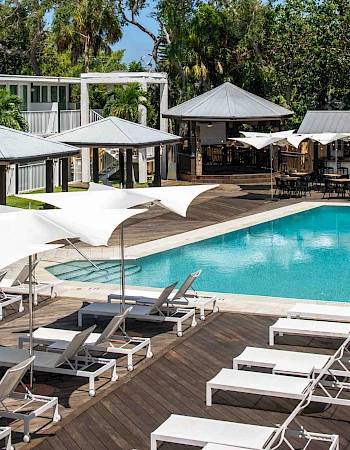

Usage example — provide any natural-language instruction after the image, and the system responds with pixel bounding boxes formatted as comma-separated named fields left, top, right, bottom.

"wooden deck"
left=28, top=312, right=350, bottom=450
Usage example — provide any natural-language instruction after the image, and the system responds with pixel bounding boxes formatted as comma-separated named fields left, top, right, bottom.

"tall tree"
left=53, top=0, right=122, bottom=73
left=0, top=0, right=53, bottom=75
left=0, top=90, right=28, bottom=131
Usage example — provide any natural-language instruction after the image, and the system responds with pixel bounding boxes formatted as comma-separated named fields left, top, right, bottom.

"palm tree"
left=102, top=83, right=154, bottom=123
left=0, top=90, right=28, bottom=131
left=53, top=0, right=122, bottom=73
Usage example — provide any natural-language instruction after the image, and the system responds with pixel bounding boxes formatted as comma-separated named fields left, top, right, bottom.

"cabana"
left=48, top=117, right=182, bottom=187
left=163, top=82, right=293, bottom=182
left=0, top=126, right=80, bottom=205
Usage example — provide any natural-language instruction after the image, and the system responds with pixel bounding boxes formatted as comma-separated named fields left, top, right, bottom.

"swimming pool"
left=47, top=206, right=350, bottom=302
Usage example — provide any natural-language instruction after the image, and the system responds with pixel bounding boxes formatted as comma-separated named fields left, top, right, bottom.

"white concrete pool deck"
left=24, top=201, right=350, bottom=316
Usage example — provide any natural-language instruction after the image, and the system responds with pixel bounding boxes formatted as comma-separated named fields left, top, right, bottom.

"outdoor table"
left=290, top=172, right=308, bottom=177
left=323, top=173, right=343, bottom=178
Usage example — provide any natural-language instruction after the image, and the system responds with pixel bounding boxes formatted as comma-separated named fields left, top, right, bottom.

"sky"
left=45, top=5, right=159, bottom=67
left=114, top=6, right=159, bottom=66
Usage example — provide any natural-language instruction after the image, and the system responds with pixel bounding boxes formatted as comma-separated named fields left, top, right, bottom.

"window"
left=19, top=85, right=28, bottom=110
left=51, top=86, right=58, bottom=102
left=31, top=85, right=41, bottom=103
left=9, top=85, right=18, bottom=95
left=42, top=85, right=48, bottom=103
left=344, top=142, right=350, bottom=158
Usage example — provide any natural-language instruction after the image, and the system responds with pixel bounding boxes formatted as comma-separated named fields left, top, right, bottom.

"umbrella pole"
left=120, top=222, right=125, bottom=312
left=270, top=144, right=274, bottom=200
left=28, top=254, right=34, bottom=389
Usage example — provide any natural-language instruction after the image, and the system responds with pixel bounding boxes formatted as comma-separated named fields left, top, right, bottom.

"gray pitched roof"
left=0, top=126, right=79, bottom=163
left=48, top=117, right=181, bottom=148
left=298, top=111, right=350, bottom=133
left=163, top=82, right=293, bottom=121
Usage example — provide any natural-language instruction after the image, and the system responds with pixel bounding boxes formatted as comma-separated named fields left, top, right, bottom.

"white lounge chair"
left=0, top=427, right=12, bottom=450
left=18, top=308, right=152, bottom=371
left=233, top=346, right=330, bottom=376
left=288, top=303, right=350, bottom=322
left=151, top=390, right=339, bottom=450
left=79, top=282, right=197, bottom=337
left=269, top=317, right=350, bottom=346
left=0, top=261, right=55, bottom=305
left=108, top=270, right=218, bottom=320
left=0, top=326, right=117, bottom=398
left=207, top=337, right=350, bottom=408
left=0, top=356, right=60, bottom=443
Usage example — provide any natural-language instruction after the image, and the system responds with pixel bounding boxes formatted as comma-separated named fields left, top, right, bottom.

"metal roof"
left=298, top=111, right=350, bottom=133
left=0, top=126, right=80, bottom=163
left=0, top=74, right=80, bottom=84
left=48, top=117, right=182, bottom=148
left=163, top=82, right=293, bottom=121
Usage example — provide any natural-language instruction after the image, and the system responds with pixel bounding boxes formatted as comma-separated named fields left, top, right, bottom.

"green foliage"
left=102, top=83, right=155, bottom=124
left=52, top=0, right=122, bottom=72
left=7, top=186, right=85, bottom=209
left=0, top=89, right=28, bottom=131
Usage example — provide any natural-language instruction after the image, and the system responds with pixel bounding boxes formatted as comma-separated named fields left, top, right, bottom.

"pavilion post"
left=92, top=148, right=99, bottom=184
left=0, top=165, right=6, bottom=205
left=119, top=149, right=125, bottom=188
left=269, top=144, right=274, bottom=200
left=126, top=148, right=133, bottom=188
left=44, top=159, right=54, bottom=209
left=154, top=146, right=161, bottom=187
left=61, top=158, right=69, bottom=192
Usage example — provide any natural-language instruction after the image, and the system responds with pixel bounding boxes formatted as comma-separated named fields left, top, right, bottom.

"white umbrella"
left=0, top=205, right=147, bottom=386
left=17, top=184, right=218, bottom=307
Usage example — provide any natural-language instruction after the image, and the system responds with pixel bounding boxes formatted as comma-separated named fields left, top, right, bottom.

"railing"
left=60, top=110, right=80, bottom=132
left=23, top=110, right=58, bottom=135
left=23, top=109, right=103, bottom=135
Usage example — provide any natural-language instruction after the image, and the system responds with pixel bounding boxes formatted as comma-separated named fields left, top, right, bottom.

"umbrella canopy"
left=231, top=136, right=286, bottom=149
left=17, top=189, right=157, bottom=212
left=47, top=117, right=182, bottom=148
left=88, top=183, right=218, bottom=217
left=0, top=206, right=147, bottom=249
left=0, top=126, right=80, bottom=163
left=17, top=184, right=218, bottom=218
left=0, top=243, right=62, bottom=272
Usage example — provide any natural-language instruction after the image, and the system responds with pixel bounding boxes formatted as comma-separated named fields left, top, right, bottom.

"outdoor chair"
left=0, top=261, right=55, bottom=305
left=78, top=282, right=197, bottom=337
left=108, top=270, right=219, bottom=321
left=18, top=308, right=152, bottom=371
left=269, top=317, right=350, bottom=345
left=151, top=385, right=339, bottom=450
left=0, top=356, right=60, bottom=443
left=0, top=427, right=11, bottom=450
left=206, top=336, right=350, bottom=409
left=0, top=326, right=117, bottom=398
left=288, top=302, right=350, bottom=321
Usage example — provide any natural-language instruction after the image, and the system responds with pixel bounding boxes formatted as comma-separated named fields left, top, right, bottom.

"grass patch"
left=7, top=187, right=85, bottom=210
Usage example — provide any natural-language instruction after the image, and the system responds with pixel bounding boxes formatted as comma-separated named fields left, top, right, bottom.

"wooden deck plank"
left=31, top=312, right=350, bottom=450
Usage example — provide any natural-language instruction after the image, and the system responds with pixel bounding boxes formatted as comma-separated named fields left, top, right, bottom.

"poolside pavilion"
left=48, top=117, right=182, bottom=187
left=163, top=82, right=293, bottom=182
left=0, top=126, right=80, bottom=205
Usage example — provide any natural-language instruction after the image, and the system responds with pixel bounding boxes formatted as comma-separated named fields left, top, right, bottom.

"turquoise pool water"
left=48, top=206, right=350, bottom=302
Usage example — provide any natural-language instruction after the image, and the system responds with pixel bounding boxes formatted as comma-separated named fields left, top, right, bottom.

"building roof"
left=298, top=111, right=350, bottom=134
left=0, top=74, right=80, bottom=84
left=0, top=126, right=80, bottom=163
left=48, top=117, right=182, bottom=148
left=163, top=82, right=293, bottom=121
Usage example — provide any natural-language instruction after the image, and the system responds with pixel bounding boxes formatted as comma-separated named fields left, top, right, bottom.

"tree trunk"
left=84, top=36, right=90, bottom=73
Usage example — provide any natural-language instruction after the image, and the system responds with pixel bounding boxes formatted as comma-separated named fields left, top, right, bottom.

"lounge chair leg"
left=33, top=291, right=38, bottom=306
left=127, top=354, right=133, bottom=371
left=111, top=362, right=118, bottom=381
left=78, top=311, right=83, bottom=327
left=18, top=297, right=24, bottom=313
left=23, top=418, right=30, bottom=443
left=5, top=433, right=12, bottom=450
left=200, top=306, right=205, bottom=321
left=269, top=328, right=275, bottom=346
left=191, top=312, right=197, bottom=327
left=177, top=321, right=183, bottom=337
left=146, top=342, right=153, bottom=359
left=206, top=385, right=212, bottom=406
left=89, top=377, right=96, bottom=397
left=150, top=435, right=158, bottom=450
left=53, top=401, right=61, bottom=422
